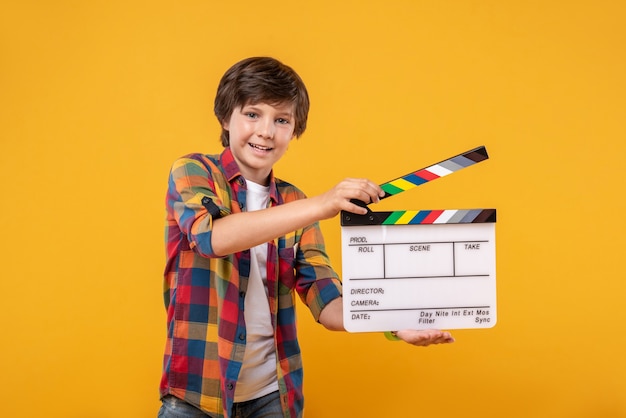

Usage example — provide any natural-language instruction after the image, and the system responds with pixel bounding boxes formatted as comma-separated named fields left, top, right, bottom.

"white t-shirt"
left=233, top=180, right=279, bottom=402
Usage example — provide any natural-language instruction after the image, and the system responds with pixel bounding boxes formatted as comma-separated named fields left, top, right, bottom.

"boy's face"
left=223, top=101, right=296, bottom=185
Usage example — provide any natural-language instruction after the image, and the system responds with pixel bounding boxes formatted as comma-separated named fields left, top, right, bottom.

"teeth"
left=250, top=144, right=271, bottom=151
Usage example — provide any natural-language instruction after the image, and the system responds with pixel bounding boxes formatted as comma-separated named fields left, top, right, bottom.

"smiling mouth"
left=249, top=143, right=273, bottom=151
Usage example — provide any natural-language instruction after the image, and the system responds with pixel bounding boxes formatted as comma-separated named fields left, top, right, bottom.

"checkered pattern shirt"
left=160, top=147, right=342, bottom=418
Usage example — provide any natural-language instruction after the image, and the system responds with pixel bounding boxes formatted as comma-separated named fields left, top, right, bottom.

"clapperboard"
left=341, top=146, right=497, bottom=332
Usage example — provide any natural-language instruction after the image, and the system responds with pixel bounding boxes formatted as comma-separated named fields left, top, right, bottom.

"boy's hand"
left=316, top=178, right=384, bottom=219
left=395, top=329, right=455, bottom=346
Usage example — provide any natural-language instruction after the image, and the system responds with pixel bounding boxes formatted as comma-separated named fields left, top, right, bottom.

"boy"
left=159, top=57, right=454, bottom=418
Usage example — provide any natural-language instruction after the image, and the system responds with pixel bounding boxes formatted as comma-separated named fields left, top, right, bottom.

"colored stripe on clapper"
left=378, top=146, right=489, bottom=200
left=381, top=209, right=496, bottom=225
left=342, top=208, right=495, bottom=226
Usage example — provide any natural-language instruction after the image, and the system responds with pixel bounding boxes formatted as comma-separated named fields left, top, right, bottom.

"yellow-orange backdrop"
left=1, top=1, right=625, bottom=417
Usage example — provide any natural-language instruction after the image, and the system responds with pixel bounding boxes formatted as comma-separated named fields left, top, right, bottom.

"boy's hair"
left=214, top=57, right=310, bottom=146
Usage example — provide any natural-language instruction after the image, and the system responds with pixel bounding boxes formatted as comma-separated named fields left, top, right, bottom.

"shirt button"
left=239, top=291, right=245, bottom=298
left=227, top=383, right=234, bottom=390
left=238, top=333, right=245, bottom=341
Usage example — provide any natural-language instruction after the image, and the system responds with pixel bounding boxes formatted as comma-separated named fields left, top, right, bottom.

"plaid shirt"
left=160, top=147, right=342, bottom=418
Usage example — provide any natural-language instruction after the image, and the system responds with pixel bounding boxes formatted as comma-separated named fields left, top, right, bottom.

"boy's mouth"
left=249, top=143, right=273, bottom=151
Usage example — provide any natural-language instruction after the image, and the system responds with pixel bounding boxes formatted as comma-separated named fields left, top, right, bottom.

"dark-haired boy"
left=158, top=56, right=454, bottom=418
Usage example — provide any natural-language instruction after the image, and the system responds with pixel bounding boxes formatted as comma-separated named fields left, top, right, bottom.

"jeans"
left=158, top=396, right=215, bottom=418
left=232, top=391, right=283, bottom=418
left=158, top=392, right=283, bottom=418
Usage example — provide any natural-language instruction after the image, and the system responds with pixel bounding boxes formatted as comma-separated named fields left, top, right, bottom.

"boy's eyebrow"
left=243, top=104, right=294, bottom=118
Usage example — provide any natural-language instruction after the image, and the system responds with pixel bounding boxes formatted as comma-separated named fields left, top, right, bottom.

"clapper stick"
left=378, top=145, right=489, bottom=201
left=345, top=145, right=491, bottom=225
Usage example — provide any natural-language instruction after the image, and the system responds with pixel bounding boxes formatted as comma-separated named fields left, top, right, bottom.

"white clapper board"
left=340, top=146, right=497, bottom=332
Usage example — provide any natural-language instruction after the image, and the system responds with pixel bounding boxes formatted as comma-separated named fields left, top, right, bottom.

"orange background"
left=1, top=1, right=625, bottom=417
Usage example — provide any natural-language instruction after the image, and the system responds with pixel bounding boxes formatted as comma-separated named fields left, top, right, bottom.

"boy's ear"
left=222, top=119, right=230, bottom=130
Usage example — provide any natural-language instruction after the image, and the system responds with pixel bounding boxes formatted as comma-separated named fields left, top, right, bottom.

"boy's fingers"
left=396, top=329, right=455, bottom=346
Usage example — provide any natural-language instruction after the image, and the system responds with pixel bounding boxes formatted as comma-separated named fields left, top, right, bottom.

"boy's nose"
left=256, top=118, right=274, bottom=139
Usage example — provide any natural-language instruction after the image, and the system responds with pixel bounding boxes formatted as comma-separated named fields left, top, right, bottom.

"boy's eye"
left=276, top=118, right=290, bottom=124
left=245, top=112, right=258, bottom=119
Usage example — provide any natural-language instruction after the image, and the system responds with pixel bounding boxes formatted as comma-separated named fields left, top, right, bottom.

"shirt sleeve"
left=294, top=221, right=343, bottom=321
left=166, top=155, right=232, bottom=258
